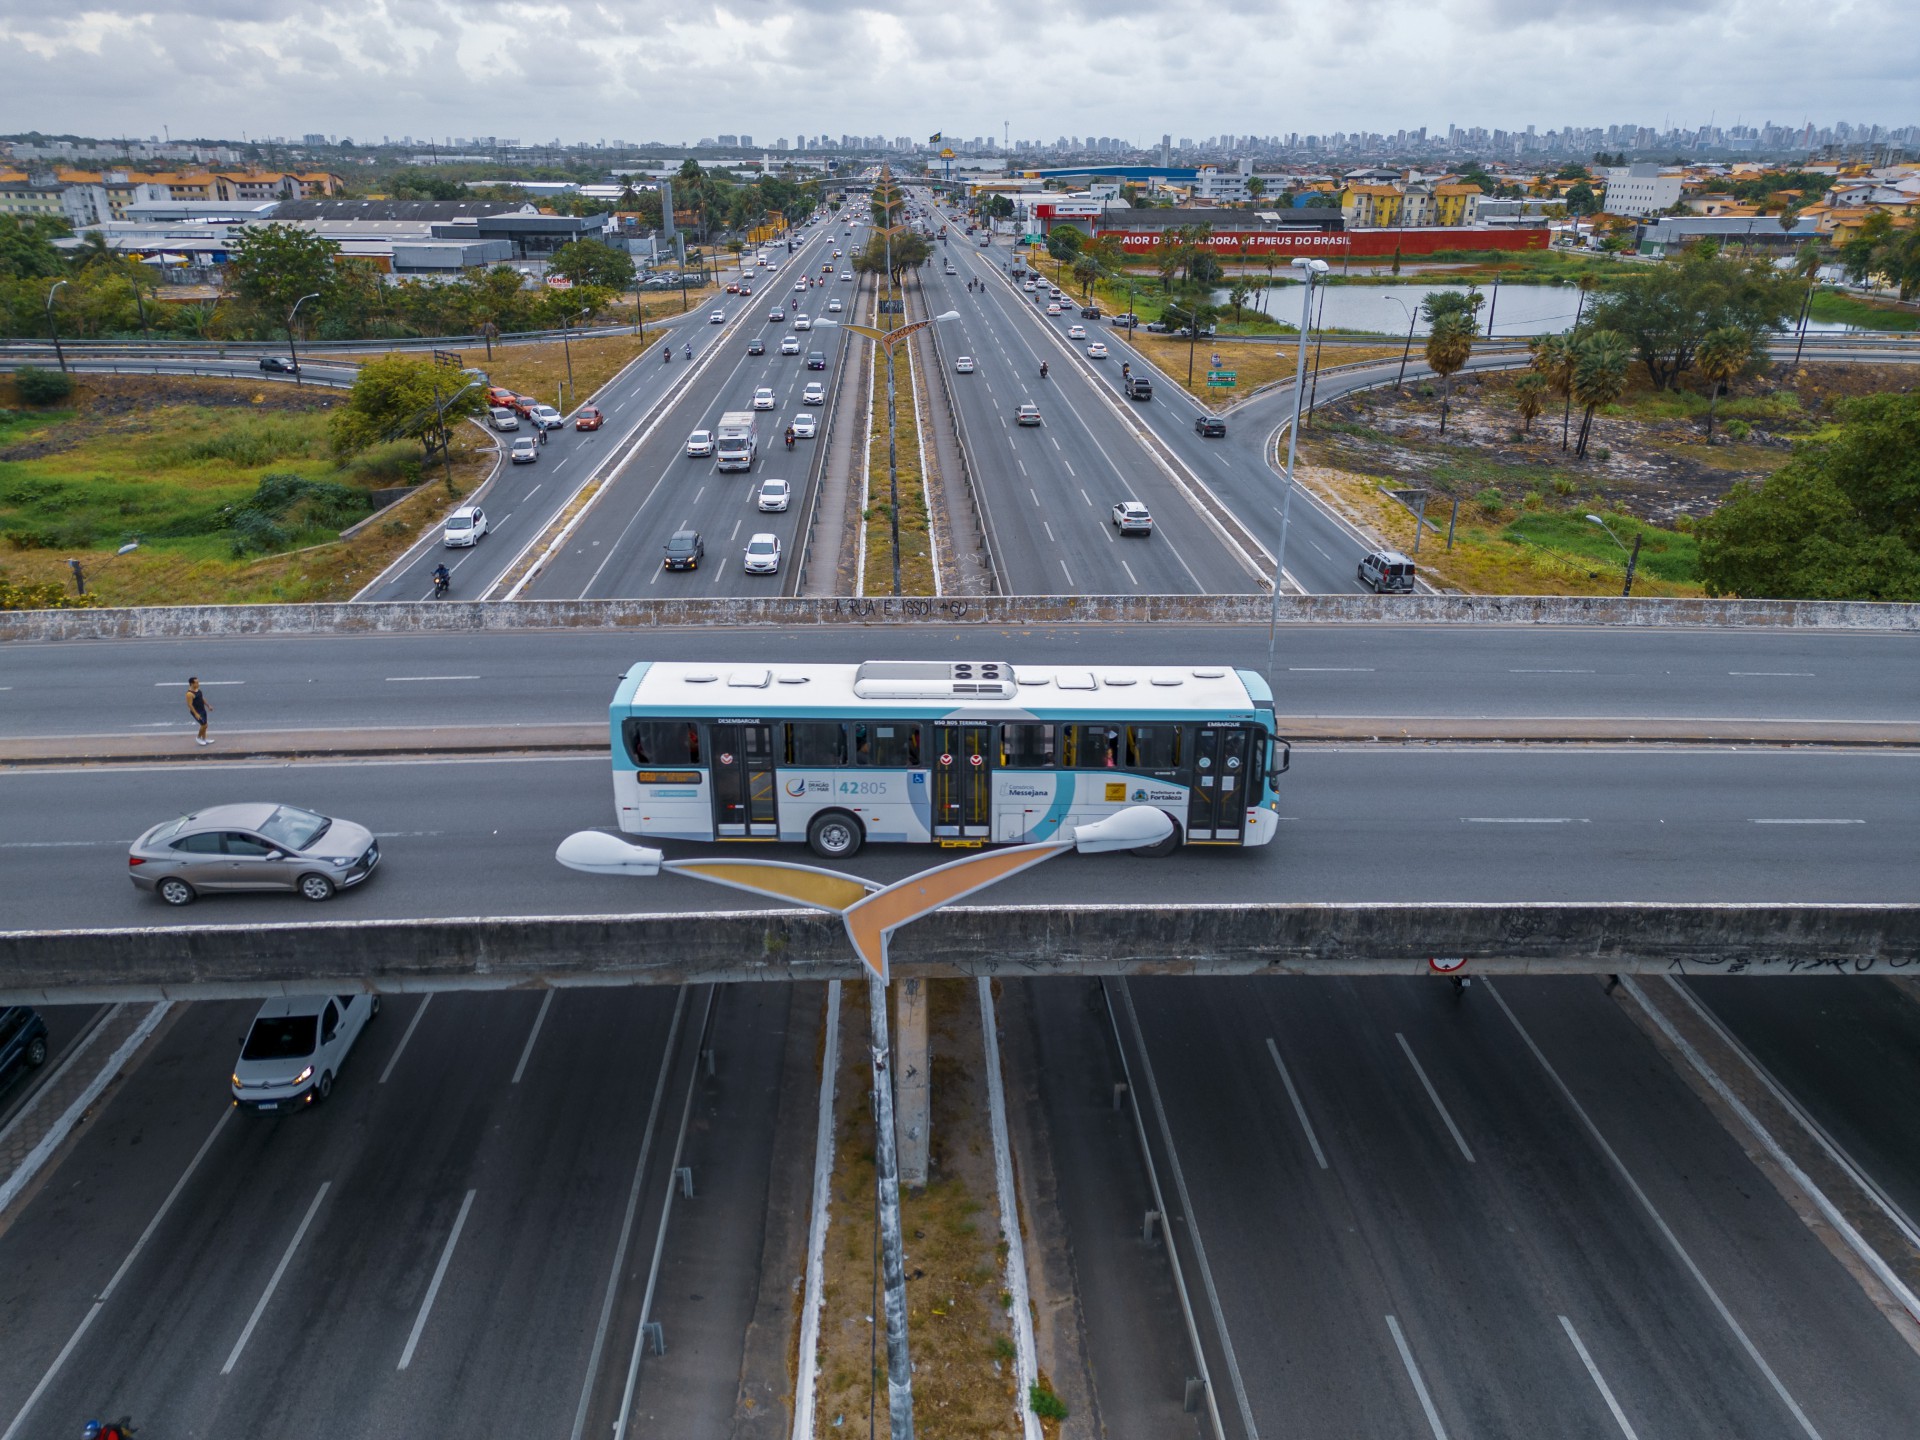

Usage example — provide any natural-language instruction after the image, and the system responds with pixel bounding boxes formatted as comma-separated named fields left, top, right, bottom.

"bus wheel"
left=1133, top=815, right=1180, bottom=858
left=808, top=811, right=865, bottom=860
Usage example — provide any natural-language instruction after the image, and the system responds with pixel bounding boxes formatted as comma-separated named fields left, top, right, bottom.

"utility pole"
left=45, top=280, right=68, bottom=373
left=287, top=291, right=320, bottom=388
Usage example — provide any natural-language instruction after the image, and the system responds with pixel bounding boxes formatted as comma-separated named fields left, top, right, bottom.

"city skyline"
left=2, top=0, right=1917, bottom=145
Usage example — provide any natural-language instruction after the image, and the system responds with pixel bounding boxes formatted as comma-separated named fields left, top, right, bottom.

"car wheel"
left=370, top=996, right=382, bottom=1019
left=1133, top=815, right=1182, bottom=858
left=299, top=873, right=336, bottom=902
left=316, top=1070, right=333, bottom=1103
left=25, top=1036, right=48, bottom=1067
left=808, top=811, right=864, bottom=860
left=157, top=877, right=196, bottom=907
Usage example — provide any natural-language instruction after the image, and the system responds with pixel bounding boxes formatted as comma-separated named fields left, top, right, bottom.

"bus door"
left=1187, top=726, right=1251, bottom=843
left=932, top=723, right=993, bottom=841
left=709, top=724, right=778, bottom=837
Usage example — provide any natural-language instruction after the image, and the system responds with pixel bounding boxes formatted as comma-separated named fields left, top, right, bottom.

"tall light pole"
left=1585, top=513, right=1642, bottom=596
left=559, top=306, right=588, bottom=410
left=555, top=805, right=1175, bottom=1440
left=1268, top=257, right=1328, bottom=678
left=45, top=280, right=69, bottom=373
left=1384, top=295, right=1417, bottom=390
left=287, top=291, right=320, bottom=388
left=126, top=269, right=152, bottom=342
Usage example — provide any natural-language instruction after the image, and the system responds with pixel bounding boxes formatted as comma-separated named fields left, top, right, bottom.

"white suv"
left=230, top=994, right=377, bottom=1110
left=442, top=505, right=487, bottom=547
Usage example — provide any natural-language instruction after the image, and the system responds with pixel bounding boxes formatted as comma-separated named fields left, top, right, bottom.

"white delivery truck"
left=715, top=411, right=759, bottom=472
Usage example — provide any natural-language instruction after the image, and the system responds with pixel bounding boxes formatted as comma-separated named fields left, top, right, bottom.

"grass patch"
left=336, top=333, right=657, bottom=415
left=1129, top=336, right=1402, bottom=408
left=0, top=382, right=491, bottom=604
left=1805, top=289, right=1920, bottom=332
left=1502, top=509, right=1700, bottom=584
left=1600, top=388, right=1803, bottom=424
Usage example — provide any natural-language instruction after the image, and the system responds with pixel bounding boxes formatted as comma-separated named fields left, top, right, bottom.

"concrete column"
left=893, top=976, right=930, bottom=1188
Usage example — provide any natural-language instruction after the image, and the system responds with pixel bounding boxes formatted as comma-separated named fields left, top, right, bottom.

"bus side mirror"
left=1271, top=739, right=1292, bottom=778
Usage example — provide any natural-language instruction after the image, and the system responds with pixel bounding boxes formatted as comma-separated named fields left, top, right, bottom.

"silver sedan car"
left=128, top=803, right=380, bottom=905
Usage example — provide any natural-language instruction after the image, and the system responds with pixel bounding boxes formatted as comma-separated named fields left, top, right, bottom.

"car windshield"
left=447, top=516, right=471, bottom=530
left=669, top=534, right=697, bottom=552
left=749, top=540, right=776, bottom=555
left=258, top=805, right=329, bottom=850
left=242, top=1013, right=317, bottom=1061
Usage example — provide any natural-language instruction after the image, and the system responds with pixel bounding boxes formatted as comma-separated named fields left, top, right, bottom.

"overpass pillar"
left=893, top=977, right=930, bottom=1188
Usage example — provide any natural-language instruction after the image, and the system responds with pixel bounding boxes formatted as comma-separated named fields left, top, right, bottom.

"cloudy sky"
left=3, top=0, right=1915, bottom=146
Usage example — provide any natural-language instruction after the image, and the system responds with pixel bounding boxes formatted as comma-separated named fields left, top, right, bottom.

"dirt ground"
left=1299, top=360, right=1917, bottom=526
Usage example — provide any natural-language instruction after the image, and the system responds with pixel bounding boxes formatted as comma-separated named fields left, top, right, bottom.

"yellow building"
left=1433, top=183, right=1479, bottom=226
left=1341, top=184, right=1403, bottom=228
left=0, top=171, right=64, bottom=218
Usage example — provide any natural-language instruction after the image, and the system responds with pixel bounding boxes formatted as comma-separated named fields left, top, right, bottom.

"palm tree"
left=1228, top=281, right=1251, bottom=321
left=1694, top=327, right=1752, bottom=442
left=1424, top=312, right=1475, bottom=435
left=1072, top=255, right=1100, bottom=299
left=1531, top=333, right=1577, bottom=451
left=1570, top=330, right=1632, bottom=460
left=1513, top=372, right=1548, bottom=434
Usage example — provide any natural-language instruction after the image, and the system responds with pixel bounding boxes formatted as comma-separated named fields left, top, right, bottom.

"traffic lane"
left=527, top=263, right=851, bottom=599
left=0, top=1002, right=103, bottom=1128
left=1492, top=975, right=1920, bottom=1435
left=934, top=257, right=1234, bottom=594
left=4, top=748, right=1915, bottom=935
left=1684, top=976, right=1920, bottom=1234
left=936, top=328, right=1217, bottom=596
left=0, top=985, right=684, bottom=1438
left=0, top=626, right=1911, bottom=741
left=1131, top=972, right=1920, bottom=1439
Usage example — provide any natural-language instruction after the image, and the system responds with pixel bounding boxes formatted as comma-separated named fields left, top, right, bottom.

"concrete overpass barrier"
left=5, top=594, right=1918, bottom=644
left=2, top=903, right=1913, bottom=1004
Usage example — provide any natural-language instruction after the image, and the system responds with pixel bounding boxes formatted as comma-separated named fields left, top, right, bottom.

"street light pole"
left=1385, top=296, right=1416, bottom=390
left=287, top=291, right=321, bottom=388
left=45, top=280, right=68, bottom=373
left=1268, top=258, right=1328, bottom=678
left=126, top=270, right=151, bottom=342
left=1585, top=513, right=1642, bottom=596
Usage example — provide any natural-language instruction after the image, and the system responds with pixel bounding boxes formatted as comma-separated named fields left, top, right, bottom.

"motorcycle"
left=1039, top=363, right=1049, bottom=380
left=432, top=571, right=450, bottom=600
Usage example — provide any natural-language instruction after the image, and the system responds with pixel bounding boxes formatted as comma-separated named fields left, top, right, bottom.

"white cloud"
left=0, top=0, right=1912, bottom=142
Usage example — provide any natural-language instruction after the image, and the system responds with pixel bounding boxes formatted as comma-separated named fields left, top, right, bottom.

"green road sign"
left=1207, top=370, right=1237, bottom=387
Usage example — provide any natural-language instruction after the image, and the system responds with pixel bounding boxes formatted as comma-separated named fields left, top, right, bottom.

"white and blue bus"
left=608, top=659, right=1290, bottom=859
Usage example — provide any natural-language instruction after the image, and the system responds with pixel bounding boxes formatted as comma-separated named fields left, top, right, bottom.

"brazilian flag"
left=928, top=132, right=942, bottom=143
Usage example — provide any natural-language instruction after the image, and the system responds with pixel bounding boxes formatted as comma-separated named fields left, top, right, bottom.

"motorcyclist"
left=431, top=563, right=450, bottom=597
left=683, top=342, right=692, bottom=360
left=1121, top=362, right=1132, bottom=381
left=1039, top=362, right=1048, bottom=379
left=84, top=1421, right=133, bottom=1440
left=662, top=344, right=671, bottom=363
left=784, top=426, right=796, bottom=450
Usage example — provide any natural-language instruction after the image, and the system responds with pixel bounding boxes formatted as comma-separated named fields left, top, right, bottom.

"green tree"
left=1569, top=330, right=1632, bottom=459
left=977, top=194, right=1013, bottom=221
left=1694, top=326, right=1754, bottom=441
left=1584, top=246, right=1796, bottom=390
left=853, top=230, right=932, bottom=286
left=1045, top=225, right=1083, bottom=262
left=1564, top=182, right=1599, bottom=217
left=1422, top=287, right=1485, bottom=326
left=1071, top=254, right=1101, bottom=298
left=1227, top=280, right=1251, bottom=321
left=13, top=365, right=74, bottom=404
left=331, top=354, right=484, bottom=460
left=1512, top=371, right=1547, bottom=434
left=1245, top=177, right=1267, bottom=200
left=1424, top=312, right=1475, bottom=435
left=1529, top=332, right=1578, bottom=451
left=224, top=223, right=341, bottom=325
left=0, top=215, right=70, bottom=281
left=1697, top=393, right=1920, bottom=600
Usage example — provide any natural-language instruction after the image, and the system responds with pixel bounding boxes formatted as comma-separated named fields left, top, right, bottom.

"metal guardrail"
left=0, top=320, right=650, bottom=362
left=0, top=359, right=356, bottom=390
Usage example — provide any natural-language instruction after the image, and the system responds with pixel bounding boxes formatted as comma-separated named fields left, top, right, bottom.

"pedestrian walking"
left=186, top=676, right=211, bottom=746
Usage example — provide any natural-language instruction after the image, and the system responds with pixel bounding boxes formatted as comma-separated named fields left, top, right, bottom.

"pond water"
left=1208, top=281, right=1864, bottom=337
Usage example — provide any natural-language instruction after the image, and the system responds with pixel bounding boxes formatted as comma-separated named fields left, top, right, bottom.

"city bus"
left=607, top=659, right=1289, bottom=859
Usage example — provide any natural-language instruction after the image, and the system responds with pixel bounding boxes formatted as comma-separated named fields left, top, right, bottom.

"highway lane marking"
left=222, top=1181, right=330, bottom=1374
left=1385, top=1316, right=1450, bottom=1440
left=1060, top=560, right=1075, bottom=586
left=1484, top=980, right=1825, bottom=1440
left=1748, top=818, right=1864, bottom=824
left=1080, top=487, right=1091, bottom=505
left=397, top=1187, right=478, bottom=1370
left=511, top=991, right=555, bottom=1085
left=381, top=994, right=434, bottom=1084
left=1290, top=667, right=1375, bottom=672
left=385, top=675, right=482, bottom=682
left=1121, top=561, right=1138, bottom=585
left=152, top=679, right=242, bottom=685
left=1395, top=1033, right=1475, bottom=1162
left=1265, top=1038, right=1329, bottom=1170
left=0, top=1108, right=235, bottom=1440
left=1043, top=521, right=1056, bottom=542
left=1030, top=487, right=1039, bottom=506
left=1509, top=668, right=1595, bottom=674
left=1463, top=817, right=1588, bottom=824
left=1559, top=1315, right=1643, bottom=1439
left=1730, top=671, right=1815, bottom=677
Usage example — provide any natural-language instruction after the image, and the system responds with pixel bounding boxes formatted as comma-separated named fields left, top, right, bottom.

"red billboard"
left=1094, top=227, right=1548, bottom=258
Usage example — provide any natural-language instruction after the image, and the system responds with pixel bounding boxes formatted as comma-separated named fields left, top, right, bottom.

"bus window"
left=1125, top=725, right=1181, bottom=771
left=786, top=723, right=848, bottom=766
left=999, top=723, right=1055, bottom=768
left=871, top=724, right=922, bottom=768
left=624, top=719, right=702, bottom=767
left=1060, top=724, right=1120, bottom=768
left=851, top=723, right=871, bottom=765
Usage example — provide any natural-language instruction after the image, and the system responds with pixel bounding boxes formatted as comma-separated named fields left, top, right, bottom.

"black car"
left=747, top=337, right=766, bottom=355
left=0, top=1006, right=49, bottom=1089
left=807, top=351, right=827, bottom=370
left=1195, top=416, right=1227, bottom=438
left=259, top=355, right=300, bottom=374
left=663, top=529, right=705, bottom=571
